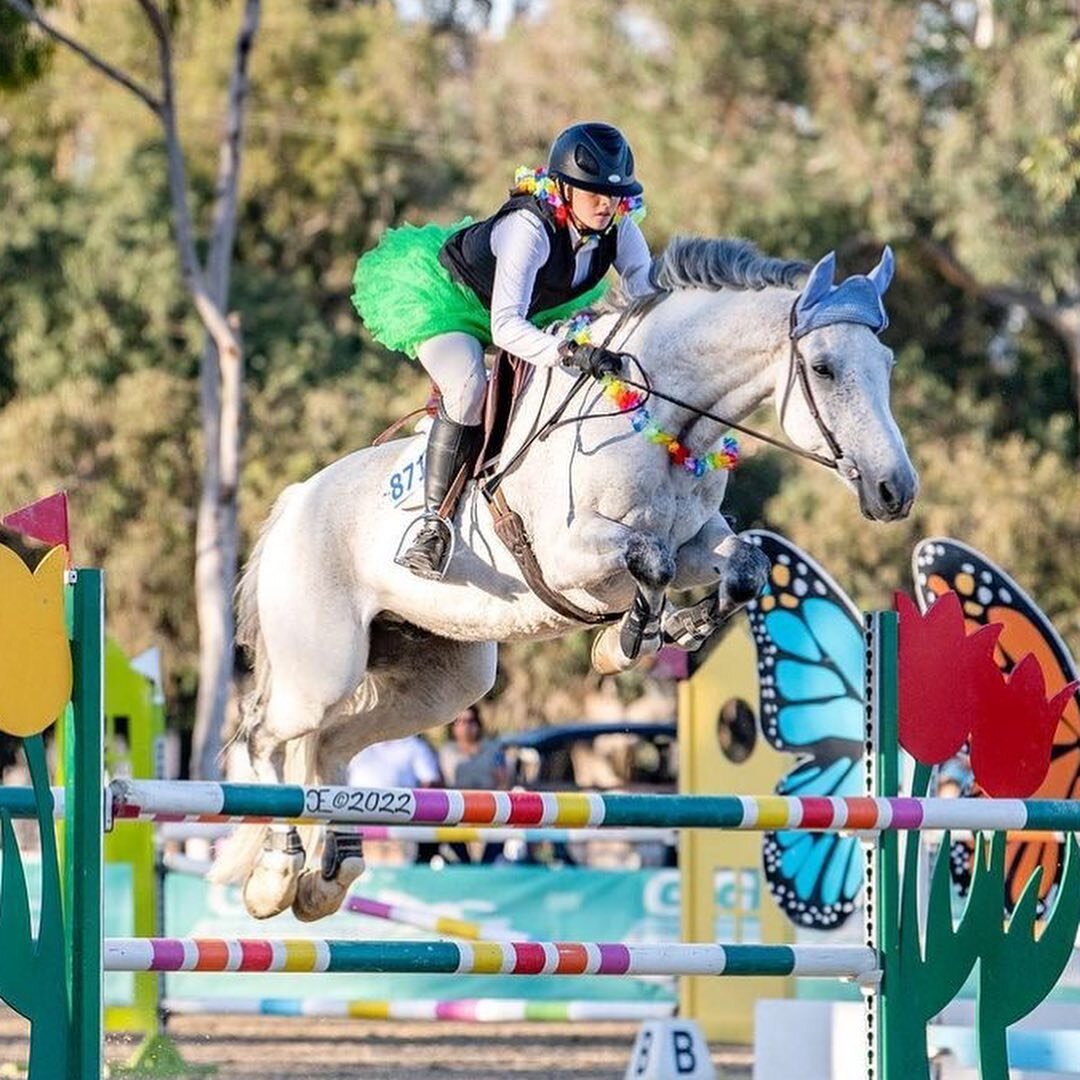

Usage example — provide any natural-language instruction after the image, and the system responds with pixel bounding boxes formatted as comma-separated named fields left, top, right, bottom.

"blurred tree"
left=797, top=0, right=1080, bottom=446
left=2, top=0, right=1078, bottom=738
left=1, top=0, right=262, bottom=777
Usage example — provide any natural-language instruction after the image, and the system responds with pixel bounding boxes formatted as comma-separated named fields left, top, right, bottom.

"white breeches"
left=416, top=332, right=487, bottom=425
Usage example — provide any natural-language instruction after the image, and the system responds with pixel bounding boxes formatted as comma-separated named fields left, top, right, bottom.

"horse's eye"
left=811, top=362, right=834, bottom=380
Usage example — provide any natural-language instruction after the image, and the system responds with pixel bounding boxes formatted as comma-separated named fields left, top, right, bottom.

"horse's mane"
left=600, top=236, right=809, bottom=311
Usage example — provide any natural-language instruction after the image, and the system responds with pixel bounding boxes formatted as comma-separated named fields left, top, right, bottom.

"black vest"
left=439, top=194, right=619, bottom=316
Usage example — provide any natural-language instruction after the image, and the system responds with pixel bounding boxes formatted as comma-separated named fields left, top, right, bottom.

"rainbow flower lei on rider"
left=513, top=166, right=646, bottom=229
left=563, top=312, right=740, bottom=476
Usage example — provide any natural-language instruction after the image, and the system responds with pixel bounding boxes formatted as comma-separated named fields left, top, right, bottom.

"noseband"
left=778, top=303, right=860, bottom=479
left=608, top=297, right=864, bottom=475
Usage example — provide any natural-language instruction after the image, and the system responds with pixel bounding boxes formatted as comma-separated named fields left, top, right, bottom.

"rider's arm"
left=489, top=211, right=566, bottom=367
left=614, top=215, right=655, bottom=297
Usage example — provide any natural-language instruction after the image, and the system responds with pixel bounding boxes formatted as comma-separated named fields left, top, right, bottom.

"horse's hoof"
left=291, top=857, right=365, bottom=923
left=242, top=849, right=304, bottom=920
left=591, top=624, right=656, bottom=675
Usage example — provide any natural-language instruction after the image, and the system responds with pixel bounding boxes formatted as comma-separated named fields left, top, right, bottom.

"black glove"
left=561, top=342, right=625, bottom=379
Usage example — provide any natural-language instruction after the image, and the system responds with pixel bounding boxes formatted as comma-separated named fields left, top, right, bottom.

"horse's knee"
left=625, top=534, right=676, bottom=591
left=717, top=539, right=769, bottom=609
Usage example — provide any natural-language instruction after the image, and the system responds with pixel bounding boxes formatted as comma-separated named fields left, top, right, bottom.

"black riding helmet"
left=547, top=122, right=643, bottom=197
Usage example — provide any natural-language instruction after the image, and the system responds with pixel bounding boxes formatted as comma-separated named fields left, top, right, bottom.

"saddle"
left=376, top=351, right=616, bottom=625
left=474, top=347, right=531, bottom=480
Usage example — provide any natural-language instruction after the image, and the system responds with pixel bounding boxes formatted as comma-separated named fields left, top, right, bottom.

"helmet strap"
left=558, top=179, right=615, bottom=240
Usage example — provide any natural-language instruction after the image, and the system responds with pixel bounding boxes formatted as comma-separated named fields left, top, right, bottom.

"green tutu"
left=351, top=219, right=608, bottom=359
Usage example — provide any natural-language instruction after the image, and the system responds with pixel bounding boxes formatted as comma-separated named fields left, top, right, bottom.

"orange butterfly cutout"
left=912, top=538, right=1080, bottom=913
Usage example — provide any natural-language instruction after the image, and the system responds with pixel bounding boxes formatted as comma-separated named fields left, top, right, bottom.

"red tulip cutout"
left=896, top=591, right=1001, bottom=764
left=969, top=654, right=1077, bottom=797
left=896, top=590, right=1077, bottom=797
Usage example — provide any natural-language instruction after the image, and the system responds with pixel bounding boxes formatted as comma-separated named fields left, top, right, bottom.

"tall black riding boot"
left=396, top=408, right=482, bottom=580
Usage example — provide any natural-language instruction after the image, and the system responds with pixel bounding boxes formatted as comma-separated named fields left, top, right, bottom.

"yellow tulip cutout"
left=0, top=545, right=72, bottom=737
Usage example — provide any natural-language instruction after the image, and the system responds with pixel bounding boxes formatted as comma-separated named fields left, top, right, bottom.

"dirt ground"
left=0, top=1013, right=754, bottom=1079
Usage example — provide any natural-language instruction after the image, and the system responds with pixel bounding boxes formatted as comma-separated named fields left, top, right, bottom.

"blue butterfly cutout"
left=745, top=530, right=866, bottom=930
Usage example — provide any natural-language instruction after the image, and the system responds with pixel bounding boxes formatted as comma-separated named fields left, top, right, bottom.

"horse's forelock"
left=601, top=237, right=809, bottom=312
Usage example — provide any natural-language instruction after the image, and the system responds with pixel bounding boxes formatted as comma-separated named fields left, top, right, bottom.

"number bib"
left=383, top=435, right=427, bottom=509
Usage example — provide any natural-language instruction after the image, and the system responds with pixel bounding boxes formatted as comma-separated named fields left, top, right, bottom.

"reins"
left=475, top=284, right=859, bottom=628
left=488, top=292, right=853, bottom=487
left=482, top=296, right=655, bottom=494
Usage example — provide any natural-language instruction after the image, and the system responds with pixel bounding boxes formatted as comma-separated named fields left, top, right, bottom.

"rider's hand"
left=560, top=342, right=625, bottom=379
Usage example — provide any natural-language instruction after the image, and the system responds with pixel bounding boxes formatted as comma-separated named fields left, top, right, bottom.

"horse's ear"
left=868, top=245, right=895, bottom=296
left=797, top=251, right=836, bottom=314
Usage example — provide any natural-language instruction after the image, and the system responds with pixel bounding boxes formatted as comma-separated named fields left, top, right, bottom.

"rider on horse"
left=352, top=121, right=656, bottom=579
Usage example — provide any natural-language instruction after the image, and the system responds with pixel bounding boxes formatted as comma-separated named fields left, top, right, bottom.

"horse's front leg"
left=543, top=512, right=676, bottom=675
left=662, top=515, right=770, bottom=651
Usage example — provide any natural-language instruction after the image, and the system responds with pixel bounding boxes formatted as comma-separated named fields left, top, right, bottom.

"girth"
left=485, top=486, right=619, bottom=627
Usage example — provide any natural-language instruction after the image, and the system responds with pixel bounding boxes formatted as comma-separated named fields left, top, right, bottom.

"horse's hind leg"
left=289, top=723, right=368, bottom=923
left=290, top=624, right=497, bottom=922
left=240, top=719, right=309, bottom=919
left=239, top=610, right=372, bottom=919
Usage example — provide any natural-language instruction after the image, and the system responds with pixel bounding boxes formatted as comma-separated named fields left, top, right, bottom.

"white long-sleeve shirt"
left=488, top=210, right=653, bottom=367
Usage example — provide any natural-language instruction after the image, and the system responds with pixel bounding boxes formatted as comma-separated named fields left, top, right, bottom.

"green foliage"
left=0, top=0, right=1078, bottom=728
left=0, top=5, right=52, bottom=90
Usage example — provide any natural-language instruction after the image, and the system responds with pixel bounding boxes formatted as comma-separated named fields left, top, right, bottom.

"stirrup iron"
left=394, top=512, right=457, bottom=581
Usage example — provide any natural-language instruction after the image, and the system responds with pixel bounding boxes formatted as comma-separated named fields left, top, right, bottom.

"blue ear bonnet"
left=792, top=246, right=894, bottom=341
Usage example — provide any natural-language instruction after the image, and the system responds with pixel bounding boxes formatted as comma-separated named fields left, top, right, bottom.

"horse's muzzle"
left=858, top=464, right=918, bottom=522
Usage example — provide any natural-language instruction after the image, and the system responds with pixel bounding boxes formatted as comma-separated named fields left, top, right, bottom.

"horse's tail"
left=210, top=484, right=304, bottom=888
left=234, top=484, right=301, bottom=720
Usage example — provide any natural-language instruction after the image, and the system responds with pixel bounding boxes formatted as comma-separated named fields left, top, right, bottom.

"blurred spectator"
left=440, top=706, right=508, bottom=789
left=937, top=754, right=974, bottom=798
left=347, top=735, right=443, bottom=863
left=439, top=706, right=508, bottom=864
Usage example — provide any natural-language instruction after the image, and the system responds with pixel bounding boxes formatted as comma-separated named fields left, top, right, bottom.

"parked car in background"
left=492, top=722, right=678, bottom=868
left=495, top=721, right=677, bottom=794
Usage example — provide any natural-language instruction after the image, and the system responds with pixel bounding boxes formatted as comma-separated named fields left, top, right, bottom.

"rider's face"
left=568, top=186, right=619, bottom=231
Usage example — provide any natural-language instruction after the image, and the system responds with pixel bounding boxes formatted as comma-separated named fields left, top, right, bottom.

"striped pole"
left=109, top=779, right=1080, bottom=833
left=162, top=997, right=676, bottom=1023
left=344, top=896, right=527, bottom=943
left=104, top=939, right=879, bottom=980
left=356, top=825, right=679, bottom=846
left=157, top=822, right=678, bottom=846
left=0, top=787, right=64, bottom=818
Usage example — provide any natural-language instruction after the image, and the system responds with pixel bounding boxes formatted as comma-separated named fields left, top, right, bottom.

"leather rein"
left=481, top=289, right=856, bottom=627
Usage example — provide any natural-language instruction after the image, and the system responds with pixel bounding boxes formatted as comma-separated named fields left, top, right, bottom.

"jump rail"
left=103, top=780, right=1080, bottom=832
left=104, top=938, right=880, bottom=980
left=161, top=997, right=677, bottom=1022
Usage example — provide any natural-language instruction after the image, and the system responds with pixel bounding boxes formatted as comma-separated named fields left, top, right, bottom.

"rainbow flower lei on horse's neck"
left=563, top=311, right=740, bottom=477
left=512, top=166, right=646, bottom=230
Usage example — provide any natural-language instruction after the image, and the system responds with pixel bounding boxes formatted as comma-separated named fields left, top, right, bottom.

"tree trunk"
left=190, top=0, right=261, bottom=781
left=1, top=0, right=261, bottom=781
left=1060, top=306, right=1080, bottom=441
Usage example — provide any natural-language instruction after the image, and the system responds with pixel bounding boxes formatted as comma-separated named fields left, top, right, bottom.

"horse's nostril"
left=879, top=479, right=899, bottom=511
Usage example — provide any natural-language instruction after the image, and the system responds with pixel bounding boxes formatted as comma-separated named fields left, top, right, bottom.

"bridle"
left=777, top=304, right=861, bottom=479
left=486, top=286, right=870, bottom=494
left=478, top=285, right=868, bottom=628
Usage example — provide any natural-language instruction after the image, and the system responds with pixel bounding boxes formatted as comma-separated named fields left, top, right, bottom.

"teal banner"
left=162, top=866, right=679, bottom=1003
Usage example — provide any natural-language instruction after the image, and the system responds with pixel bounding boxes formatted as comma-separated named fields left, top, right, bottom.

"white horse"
left=212, top=238, right=917, bottom=921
